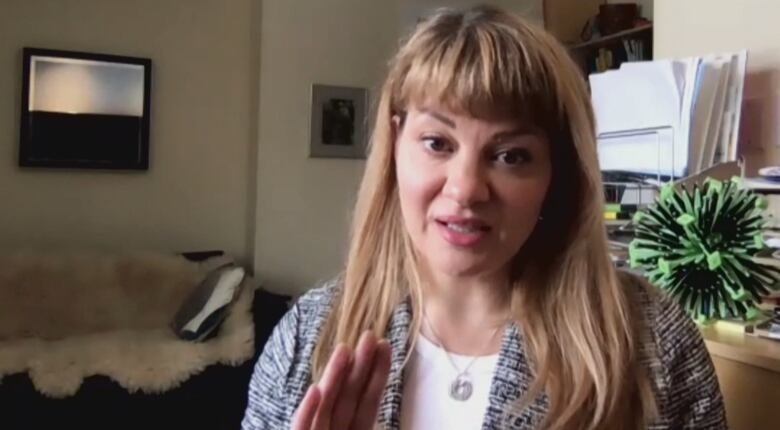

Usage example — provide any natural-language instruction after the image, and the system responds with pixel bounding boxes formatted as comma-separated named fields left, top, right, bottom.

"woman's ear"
left=391, top=114, right=402, bottom=133
left=391, top=114, right=403, bottom=148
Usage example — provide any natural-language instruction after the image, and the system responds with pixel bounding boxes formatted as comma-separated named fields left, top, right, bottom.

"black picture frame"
left=19, top=47, right=152, bottom=170
left=309, top=84, right=368, bottom=159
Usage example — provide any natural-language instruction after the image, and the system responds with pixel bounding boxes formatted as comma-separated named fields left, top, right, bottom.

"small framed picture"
left=309, top=84, right=368, bottom=159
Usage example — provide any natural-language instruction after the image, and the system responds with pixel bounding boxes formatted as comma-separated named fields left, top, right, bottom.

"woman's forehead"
left=403, top=100, right=540, bottom=131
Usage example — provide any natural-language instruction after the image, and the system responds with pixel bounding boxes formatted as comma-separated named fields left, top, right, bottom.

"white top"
left=400, top=334, right=499, bottom=430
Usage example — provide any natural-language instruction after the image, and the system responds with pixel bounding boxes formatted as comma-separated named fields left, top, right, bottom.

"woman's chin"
left=428, top=256, right=499, bottom=280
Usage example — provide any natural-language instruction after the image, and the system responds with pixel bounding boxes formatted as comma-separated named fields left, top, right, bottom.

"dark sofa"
left=0, top=288, right=290, bottom=430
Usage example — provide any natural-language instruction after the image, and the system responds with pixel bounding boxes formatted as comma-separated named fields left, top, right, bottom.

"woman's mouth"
left=434, top=216, right=491, bottom=247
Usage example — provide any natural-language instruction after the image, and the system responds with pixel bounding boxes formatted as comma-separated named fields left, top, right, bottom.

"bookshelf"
left=568, top=24, right=652, bottom=50
left=567, top=24, right=653, bottom=75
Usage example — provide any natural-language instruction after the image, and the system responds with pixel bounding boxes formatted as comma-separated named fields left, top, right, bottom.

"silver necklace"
left=422, top=313, right=504, bottom=402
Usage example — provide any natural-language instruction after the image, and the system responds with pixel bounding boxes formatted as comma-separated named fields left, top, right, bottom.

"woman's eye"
left=495, top=149, right=530, bottom=166
left=422, top=137, right=450, bottom=153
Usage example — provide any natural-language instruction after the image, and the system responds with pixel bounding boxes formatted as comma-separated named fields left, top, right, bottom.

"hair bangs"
left=392, top=14, right=562, bottom=132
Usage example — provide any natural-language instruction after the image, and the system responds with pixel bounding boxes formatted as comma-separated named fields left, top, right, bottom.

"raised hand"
left=292, top=331, right=392, bottom=430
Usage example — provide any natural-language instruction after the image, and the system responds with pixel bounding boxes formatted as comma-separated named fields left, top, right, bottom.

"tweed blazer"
left=241, top=277, right=727, bottom=429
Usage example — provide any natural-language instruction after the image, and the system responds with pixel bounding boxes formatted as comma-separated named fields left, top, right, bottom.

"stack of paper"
left=590, top=51, right=748, bottom=179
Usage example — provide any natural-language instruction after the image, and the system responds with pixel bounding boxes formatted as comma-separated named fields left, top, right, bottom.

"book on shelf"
left=622, top=39, right=644, bottom=62
left=587, top=39, right=648, bottom=74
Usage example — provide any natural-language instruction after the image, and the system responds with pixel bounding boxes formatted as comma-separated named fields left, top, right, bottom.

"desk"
left=700, top=328, right=780, bottom=429
left=607, top=226, right=780, bottom=428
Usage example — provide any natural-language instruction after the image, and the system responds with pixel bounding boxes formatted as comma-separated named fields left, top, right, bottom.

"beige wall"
left=399, top=0, right=543, bottom=34
left=0, top=0, right=259, bottom=262
left=654, top=0, right=780, bottom=173
left=544, top=0, right=601, bottom=44
left=252, top=0, right=399, bottom=295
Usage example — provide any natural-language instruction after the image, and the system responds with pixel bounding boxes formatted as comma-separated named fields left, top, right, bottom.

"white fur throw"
left=0, top=252, right=255, bottom=398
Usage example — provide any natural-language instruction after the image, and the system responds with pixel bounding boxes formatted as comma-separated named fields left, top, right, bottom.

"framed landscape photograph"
left=309, top=84, right=368, bottom=159
left=19, top=47, right=152, bottom=170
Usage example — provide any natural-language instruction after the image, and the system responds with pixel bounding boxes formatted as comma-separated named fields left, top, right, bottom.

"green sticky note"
left=677, top=214, right=695, bottom=227
left=659, top=258, right=671, bottom=276
left=707, top=252, right=722, bottom=270
left=730, top=287, right=749, bottom=301
left=745, top=307, right=763, bottom=321
left=756, top=196, right=769, bottom=210
left=706, top=178, right=723, bottom=194
left=695, top=314, right=711, bottom=326
left=754, top=234, right=765, bottom=249
left=660, top=184, right=675, bottom=203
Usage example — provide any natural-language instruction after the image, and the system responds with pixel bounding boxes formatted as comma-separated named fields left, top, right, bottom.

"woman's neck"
left=419, top=269, right=512, bottom=356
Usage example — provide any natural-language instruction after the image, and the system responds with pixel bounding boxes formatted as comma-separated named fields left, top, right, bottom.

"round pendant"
left=449, top=374, right=474, bottom=401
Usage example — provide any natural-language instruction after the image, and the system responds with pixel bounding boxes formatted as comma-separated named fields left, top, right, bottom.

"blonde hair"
left=313, top=6, right=656, bottom=429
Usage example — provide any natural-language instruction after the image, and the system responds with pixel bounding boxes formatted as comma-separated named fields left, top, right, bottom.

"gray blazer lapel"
left=482, top=323, right=548, bottom=429
left=377, top=299, right=412, bottom=430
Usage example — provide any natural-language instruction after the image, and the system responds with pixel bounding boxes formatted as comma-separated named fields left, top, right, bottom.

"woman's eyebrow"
left=493, top=127, right=539, bottom=142
left=419, top=108, right=456, bottom=129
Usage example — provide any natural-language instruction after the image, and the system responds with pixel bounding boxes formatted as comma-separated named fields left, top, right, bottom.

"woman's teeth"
left=447, top=223, right=479, bottom=233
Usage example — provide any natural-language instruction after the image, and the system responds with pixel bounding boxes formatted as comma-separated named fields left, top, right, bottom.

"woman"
left=242, top=6, right=727, bottom=430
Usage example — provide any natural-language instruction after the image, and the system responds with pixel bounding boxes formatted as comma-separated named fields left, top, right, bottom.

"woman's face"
left=394, top=104, right=552, bottom=281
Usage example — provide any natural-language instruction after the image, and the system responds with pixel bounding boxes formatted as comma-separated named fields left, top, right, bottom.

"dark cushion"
left=171, top=264, right=246, bottom=341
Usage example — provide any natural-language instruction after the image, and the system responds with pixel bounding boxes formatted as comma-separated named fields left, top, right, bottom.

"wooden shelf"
left=568, top=24, right=653, bottom=50
left=700, top=326, right=780, bottom=373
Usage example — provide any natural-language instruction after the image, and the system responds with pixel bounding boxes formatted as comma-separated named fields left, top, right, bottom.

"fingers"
left=330, top=331, right=379, bottom=426
left=311, top=344, right=353, bottom=430
left=292, top=384, right=322, bottom=430
left=292, top=336, right=393, bottom=430
left=349, top=339, right=392, bottom=430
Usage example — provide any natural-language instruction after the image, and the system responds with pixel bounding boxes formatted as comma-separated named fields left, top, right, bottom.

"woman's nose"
left=442, top=154, right=489, bottom=207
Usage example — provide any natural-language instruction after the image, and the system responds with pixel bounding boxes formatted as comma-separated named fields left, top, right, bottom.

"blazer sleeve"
left=655, top=295, right=728, bottom=429
left=241, top=303, right=300, bottom=429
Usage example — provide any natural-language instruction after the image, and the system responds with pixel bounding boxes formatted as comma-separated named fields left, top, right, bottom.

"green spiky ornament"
left=629, top=177, right=780, bottom=323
